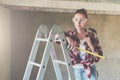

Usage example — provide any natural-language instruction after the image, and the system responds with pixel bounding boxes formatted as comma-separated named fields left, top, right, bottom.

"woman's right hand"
left=66, top=37, right=75, bottom=47
left=66, top=37, right=77, bottom=50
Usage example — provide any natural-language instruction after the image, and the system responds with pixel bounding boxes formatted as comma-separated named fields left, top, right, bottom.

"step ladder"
left=23, top=24, right=75, bottom=80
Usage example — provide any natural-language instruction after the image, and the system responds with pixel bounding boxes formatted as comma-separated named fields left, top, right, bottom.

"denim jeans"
left=89, top=65, right=97, bottom=80
left=73, top=65, right=97, bottom=80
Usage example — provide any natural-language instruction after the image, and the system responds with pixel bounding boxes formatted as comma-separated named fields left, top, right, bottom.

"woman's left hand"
left=84, top=37, right=94, bottom=52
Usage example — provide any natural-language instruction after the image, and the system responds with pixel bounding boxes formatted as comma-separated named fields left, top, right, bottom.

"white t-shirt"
left=79, top=39, right=86, bottom=60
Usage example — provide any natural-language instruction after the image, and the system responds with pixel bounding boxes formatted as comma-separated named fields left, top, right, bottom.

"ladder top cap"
left=51, top=24, right=64, bottom=34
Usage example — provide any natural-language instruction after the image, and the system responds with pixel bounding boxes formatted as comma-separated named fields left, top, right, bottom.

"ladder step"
left=54, top=39, right=61, bottom=42
left=36, top=38, right=48, bottom=42
left=53, top=60, right=66, bottom=65
left=29, top=61, right=41, bottom=67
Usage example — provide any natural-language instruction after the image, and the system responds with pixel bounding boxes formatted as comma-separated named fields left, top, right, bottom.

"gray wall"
left=0, top=6, right=11, bottom=80
left=0, top=6, right=120, bottom=80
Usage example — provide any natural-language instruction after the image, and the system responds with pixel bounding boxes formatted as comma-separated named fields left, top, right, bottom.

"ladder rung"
left=53, top=60, right=66, bottom=65
left=36, top=38, right=48, bottom=42
left=29, top=61, right=41, bottom=67
left=54, top=39, right=61, bottom=42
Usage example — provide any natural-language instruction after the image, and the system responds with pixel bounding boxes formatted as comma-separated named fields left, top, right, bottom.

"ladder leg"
left=23, top=40, right=40, bottom=80
left=36, top=34, right=54, bottom=80
left=23, top=24, right=50, bottom=80
left=50, top=45, right=63, bottom=80
left=59, top=33, right=75, bottom=80
left=50, top=25, right=75, bottom=80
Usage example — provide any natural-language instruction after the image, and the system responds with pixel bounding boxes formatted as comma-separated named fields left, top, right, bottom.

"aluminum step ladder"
left=23, top=24, right=75, bottom=80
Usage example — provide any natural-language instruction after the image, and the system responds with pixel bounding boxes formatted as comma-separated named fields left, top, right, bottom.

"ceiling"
left=0, top=0, right=120, bottom=15
left=62, top=0, right=120, bottom=4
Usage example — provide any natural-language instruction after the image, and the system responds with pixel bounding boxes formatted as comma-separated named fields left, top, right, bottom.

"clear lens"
left=73, top=18, right=87, bottom=23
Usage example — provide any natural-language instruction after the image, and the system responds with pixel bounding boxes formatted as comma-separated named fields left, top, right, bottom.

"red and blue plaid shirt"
left=65, top=28, right=103, bottom=77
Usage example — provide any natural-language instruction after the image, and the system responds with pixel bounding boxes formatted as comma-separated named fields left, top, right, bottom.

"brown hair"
left=74, top=8, right=88, bottom=19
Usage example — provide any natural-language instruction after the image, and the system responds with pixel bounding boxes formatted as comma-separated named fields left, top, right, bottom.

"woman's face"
left=72, top=13, right=87, bottom=29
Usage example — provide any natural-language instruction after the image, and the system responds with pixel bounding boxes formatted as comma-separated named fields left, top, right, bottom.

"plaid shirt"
left=65, top=28, right=103, bottom=77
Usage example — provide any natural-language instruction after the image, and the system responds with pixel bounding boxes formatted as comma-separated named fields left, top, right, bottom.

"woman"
left=65, top=9, right=103, bottom=80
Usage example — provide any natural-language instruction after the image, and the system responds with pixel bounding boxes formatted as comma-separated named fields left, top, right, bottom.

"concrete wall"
left=0, top=6, right=11, bottom=80
left=88, top=15, right=120, bottom=80
left=0, top=7, right=120, bottom=80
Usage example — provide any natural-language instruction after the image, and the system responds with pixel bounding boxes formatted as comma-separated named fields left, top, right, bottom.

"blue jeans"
left=73, top=65, right=97, bottom=80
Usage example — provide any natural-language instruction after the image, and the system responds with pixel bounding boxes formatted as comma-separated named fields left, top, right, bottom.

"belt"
left=73, top=63, right=84, bottom=69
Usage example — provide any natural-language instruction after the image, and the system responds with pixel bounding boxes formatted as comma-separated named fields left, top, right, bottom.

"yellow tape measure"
left=76, top=47, right=106, bottom=59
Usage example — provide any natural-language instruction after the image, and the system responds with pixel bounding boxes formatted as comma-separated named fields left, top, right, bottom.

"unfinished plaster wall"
left=0, top=5, right=11, bottom=80
left=88, top=15, right=120, bottom=80
left=10, top=10, right=120, bottom=80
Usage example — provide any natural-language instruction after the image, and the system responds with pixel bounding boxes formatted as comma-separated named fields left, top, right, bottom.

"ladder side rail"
left=23, top=28, right=41, bottom=80
left=59, top=32, right=75, bottom=80
left=50, top=44, right=63, bottom=80
left=36, top=31, right=54, bottom=80
left=50, top=25, right=75, bottom=80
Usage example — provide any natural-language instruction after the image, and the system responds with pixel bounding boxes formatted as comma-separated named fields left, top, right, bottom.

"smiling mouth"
left=77, top=25, right=81, bottom=27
